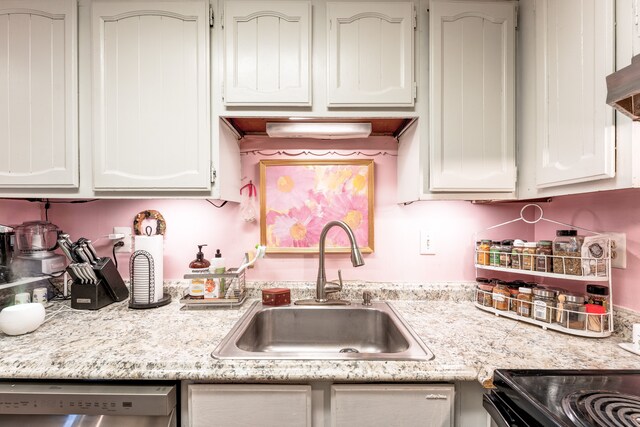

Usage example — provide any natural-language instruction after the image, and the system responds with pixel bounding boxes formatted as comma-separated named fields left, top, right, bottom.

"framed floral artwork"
left=259, top=159, right=374, bottom=253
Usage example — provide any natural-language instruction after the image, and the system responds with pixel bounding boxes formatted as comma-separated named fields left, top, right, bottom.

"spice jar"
left=500, top=240, right=514, bottom=268
left=492, top=282, right=510, bottom=311
left=507, top=284, right=520, bottom=312
left=516, top=287, right=533, bottom=317
left=555, top=293, right=586, bottom=330
left=553, top=230, right=584, bottom=275
left=511, top=240, right=525, bottom=269
left=532, top=288, right=556, bottom=323
left=475, top=278, right=493, bottom=306
left=490, top=241, right=502, bottom=267
left=586, top=284, right=609, bottom=330
left=478, top=240, right=491, bottom=265
left=586, top=304, right=606, bottom=333
left=522, top=242, right=537, bottom=271
left=536, top=240, right=553, bottom=272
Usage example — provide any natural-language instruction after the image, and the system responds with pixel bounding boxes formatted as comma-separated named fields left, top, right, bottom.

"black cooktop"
left=492, top=370, right=640, bottom=427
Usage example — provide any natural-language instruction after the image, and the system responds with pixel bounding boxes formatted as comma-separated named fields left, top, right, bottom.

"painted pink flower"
left=318, top=192, right=369, bottom=248
left=266, top=205, right=324, bottom=248
left=265, top=166, right=316, bottom=212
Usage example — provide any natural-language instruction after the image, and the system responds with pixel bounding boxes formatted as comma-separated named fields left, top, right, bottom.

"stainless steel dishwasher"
left=0, top=382, right=177, bottom=426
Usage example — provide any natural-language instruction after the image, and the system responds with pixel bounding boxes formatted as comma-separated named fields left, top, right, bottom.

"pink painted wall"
left=2, top=149, right=638, bottom=311
left=0, top=145, right=529, bottom=289
left=533, top=188, right=640, bottom=312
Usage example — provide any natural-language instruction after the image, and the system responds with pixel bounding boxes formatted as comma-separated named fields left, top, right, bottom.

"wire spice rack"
left=474, top=204, right=613, bottom=338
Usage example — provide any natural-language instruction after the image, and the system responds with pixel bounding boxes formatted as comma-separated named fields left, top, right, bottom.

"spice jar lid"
left=556, top=229, right=578, bottom=237
left=525, top=282, right=537, bottom=288
left=545, top=287, right=568, bottom=296
left=513, top=240, right=526, bottom=247
left=532, top=287, right=556, bottom=298
left=518, top=287, right=532, bottom=294
left=501, top=239, right=514, bottom=246
left=475, top=277, right=490, bottom=284
left=478, top=284, right=494, bottom=291
left=538, top=240, right=553, bottom=246
left=585, top=304, right=606, bottom=314
left=492, top=241, right=501, bottom=245
left=586, top=284, right=609, bottom=296
left=561, top=293, right=585, bottom=304
left=524, top=242, right=537, bottom=248
left=481, top=239, right=492, bottom=244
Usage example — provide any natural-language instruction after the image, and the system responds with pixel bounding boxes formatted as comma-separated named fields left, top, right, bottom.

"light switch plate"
left=420, top=229, right=435, bottom=255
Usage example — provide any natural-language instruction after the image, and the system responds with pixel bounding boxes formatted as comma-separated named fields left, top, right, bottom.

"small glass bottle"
left=522, top=242, right=537, bottom=271
left=490, top=241, right=502, bottom=267
left=492, top=282, right=510, bottom=311
left=553, top=230, right=584, bottom=275
left=511, top=240, right=525, bottom=269
left=535, top=240, right=553, bottom=272
left=516, top=287, right=533, bottom=317
left=475, top=277, right=493, bottom=307
left=532, top=287, right=556, bottom=323
left=478, top=240, right=491, bottom=266
left=500, top=240, right=514, bottom=268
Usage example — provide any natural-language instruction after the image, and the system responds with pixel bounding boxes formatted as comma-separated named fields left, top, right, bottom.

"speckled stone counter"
left=0, top=282, right=638, bottom=386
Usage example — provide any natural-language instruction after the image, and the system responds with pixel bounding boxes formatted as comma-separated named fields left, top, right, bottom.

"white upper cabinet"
left=0, top=0, right=78, bottom=188
left=327, top=2, right=415, bottom=107
left=223, top=1, right=311, bottom=106
left=429, top=0, right=516, bottom=192
left=535, top=0, right=615, bottom=188
left=92, top=0, right=211, bottom=191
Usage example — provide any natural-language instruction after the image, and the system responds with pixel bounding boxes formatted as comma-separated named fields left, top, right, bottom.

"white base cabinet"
left=332, top=384, right=454, bottom=427
left=188, top=384, right=312, bottom=427
left=185, top=382, right=463, bottom=427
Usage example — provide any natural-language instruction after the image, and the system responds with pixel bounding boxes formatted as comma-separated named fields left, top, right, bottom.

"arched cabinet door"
left=535, top=0, right=615, bottom=188
left=223, top=1, right=311, bottom=106
left=92, top=0, right=211, bottom=191
left=429, top=1, right=516, bottom=192
left=0, top=0, right=78, bottom=188
left=327, top=2, right=415, bottom=107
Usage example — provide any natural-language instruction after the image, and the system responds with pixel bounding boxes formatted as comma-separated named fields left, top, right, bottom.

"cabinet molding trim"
left=0, top=9, right=64, bottom=19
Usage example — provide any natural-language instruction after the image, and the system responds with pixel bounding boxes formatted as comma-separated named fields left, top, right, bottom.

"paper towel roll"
left=134, top=235, right=164, bottom=301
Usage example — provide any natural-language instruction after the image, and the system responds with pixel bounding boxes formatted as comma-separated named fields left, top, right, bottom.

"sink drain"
left=339, top=348, right=360, bottom=353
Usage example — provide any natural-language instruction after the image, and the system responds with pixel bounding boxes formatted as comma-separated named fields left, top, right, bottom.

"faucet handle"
left=325, top=270, right=343, bottom=294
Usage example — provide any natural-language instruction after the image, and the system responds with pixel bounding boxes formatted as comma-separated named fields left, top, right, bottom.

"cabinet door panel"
left=188, top=384, right=312, bottom=427
left=536, top=0, right=615, bottom=188
left=327, top=2, right=414, bottom=107
left=0, top=0, right=78, bottom=188
left=224, top=1, right=311, bottom=106
left=331, top=384, right=454, bottom=427
left=92, top=0, right=210, bottom=190
left=429, top=1, right=516, bottom=192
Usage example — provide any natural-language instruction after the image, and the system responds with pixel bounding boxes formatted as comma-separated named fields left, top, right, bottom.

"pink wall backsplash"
left=1, top=147, right=639, bottom=311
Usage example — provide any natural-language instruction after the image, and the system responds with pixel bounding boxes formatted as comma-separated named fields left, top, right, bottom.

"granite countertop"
left=0, top=283, right=638, bottom=386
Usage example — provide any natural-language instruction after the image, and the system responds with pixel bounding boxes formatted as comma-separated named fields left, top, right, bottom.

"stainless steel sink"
left=212, top=301, right=434, bottom=360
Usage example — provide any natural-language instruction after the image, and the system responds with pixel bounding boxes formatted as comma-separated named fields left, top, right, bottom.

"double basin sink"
left=212, top=301, right=434, bottom=361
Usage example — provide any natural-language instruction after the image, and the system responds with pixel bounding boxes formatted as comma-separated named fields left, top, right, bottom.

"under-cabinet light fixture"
left=266, top=122, right=372, bottom=139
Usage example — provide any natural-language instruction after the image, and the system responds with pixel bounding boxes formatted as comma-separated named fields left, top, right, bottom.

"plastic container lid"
left=556, top=229, right=578, bottom=237
left=532, top=287, right=556, bottom=298
left=518, top=287, right=532, bottom=294
left=561, top=293, right=585, bottom=304
left=585, top=304, right=606, bottom=314
left=586, top=284, right=609, bottom=296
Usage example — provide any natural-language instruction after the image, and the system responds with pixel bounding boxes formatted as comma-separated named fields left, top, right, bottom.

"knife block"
left=69, top=258, right=129, bottom=310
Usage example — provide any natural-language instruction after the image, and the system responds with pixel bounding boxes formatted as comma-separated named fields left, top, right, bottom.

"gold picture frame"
left=260, top=159, right=374, bottom=254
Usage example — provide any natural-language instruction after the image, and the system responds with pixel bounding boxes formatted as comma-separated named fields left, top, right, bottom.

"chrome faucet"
left=295, top=220, right=364, bottom=306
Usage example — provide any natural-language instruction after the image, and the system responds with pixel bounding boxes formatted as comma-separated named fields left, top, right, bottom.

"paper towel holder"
left=129, top=250, right=171, bottom=309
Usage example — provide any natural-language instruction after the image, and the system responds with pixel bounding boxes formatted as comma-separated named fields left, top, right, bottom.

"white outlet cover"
left=113, top=226, right=132, bottom=253
left=605, top=232, right=627, bottom=269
